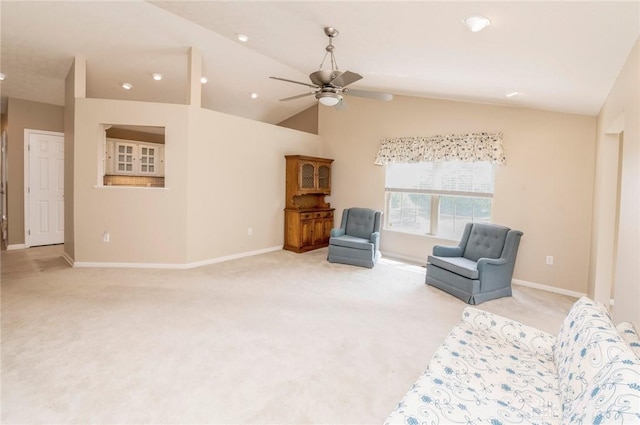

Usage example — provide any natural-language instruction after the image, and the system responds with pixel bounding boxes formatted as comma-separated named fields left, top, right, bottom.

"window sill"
left=382, top=227, right=459, bottom=243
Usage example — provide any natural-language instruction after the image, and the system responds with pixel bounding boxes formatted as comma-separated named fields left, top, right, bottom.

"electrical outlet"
left=103, top=231, right=110, bottom=243
left=546, top=255, right=554, bottom=265
left=247, top=227, right=253, bottom=236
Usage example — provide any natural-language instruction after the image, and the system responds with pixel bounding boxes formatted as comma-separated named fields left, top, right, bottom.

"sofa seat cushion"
left=329, top=235, right=373, bottom=251
left=428, top=255, right=479, bottom=279
left=428, top=320, right=559, bottom=390
left=386, top=368, right=561, bottom=425
left=386, top=308, right=562, bottom=424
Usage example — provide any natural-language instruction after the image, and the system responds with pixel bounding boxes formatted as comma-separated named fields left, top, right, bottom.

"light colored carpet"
left=1, top=245, right=577, bottom=424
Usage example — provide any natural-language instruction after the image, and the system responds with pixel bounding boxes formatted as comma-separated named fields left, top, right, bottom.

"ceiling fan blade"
left=329, top=71, right=362, bottom=88
left=270, top=76, right=318, bottom=89
left=345, top=89, right=393, bottom=102
left=335, top=98, right=349, bottom=111
left=279, top=92, right=316, bottom=101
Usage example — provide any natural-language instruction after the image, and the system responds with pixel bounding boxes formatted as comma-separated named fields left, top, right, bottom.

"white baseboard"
left=512, top=279, right=585, bottom=299
left=72, top=246, right=282, bottom=269
left=380, top=251, right=426, bottom=266
left=61, top=251, right=74, bottom=267
left=7, top=244, right=26, bottom=250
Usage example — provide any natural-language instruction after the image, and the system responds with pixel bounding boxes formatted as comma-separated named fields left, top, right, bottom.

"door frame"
left=23, top=129, right=65, bottom=248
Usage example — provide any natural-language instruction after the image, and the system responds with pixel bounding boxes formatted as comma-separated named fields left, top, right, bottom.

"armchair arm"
left=330, top=228, right=345, bottom=238
left=477, top=257, right=508, bottom=270
left=433, top=245, right=464, bottom=257
left=370, top=232, right=380, bottom=250
left=476, top=257, right=511, bottom=292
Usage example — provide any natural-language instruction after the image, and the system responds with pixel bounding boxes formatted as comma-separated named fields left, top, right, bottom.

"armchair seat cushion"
left=329, top=235, right=373, bottom=251
left=428, top=255, right=479, bottom=279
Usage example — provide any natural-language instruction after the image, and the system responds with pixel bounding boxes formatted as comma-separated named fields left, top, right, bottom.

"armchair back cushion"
left=462, top=223, right=509, bottom=261
left=344, top=207, right=381, bottom=240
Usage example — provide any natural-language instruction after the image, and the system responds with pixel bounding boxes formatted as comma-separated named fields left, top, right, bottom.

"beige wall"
left=71, top=97, right=322, bottom=265
left=593, top=38, right=639, bottom=325
left=73, top=98, right=190, bottom=264
left=277, top=105, right=319, bottom=135
left=319, top=95, right=596, bottom=294
left=185, top=108, right=322, bottom=263
left=5, top=98, right=64, bottom=247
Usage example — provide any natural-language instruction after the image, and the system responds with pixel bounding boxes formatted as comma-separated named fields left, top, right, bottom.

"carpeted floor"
left=1, top=245, right=577, bottom=424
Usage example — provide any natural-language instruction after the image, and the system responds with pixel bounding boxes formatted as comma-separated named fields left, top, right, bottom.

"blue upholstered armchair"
left=426, top=222, right=523, bottom=305
left=327, top=208, right=382, bottom=268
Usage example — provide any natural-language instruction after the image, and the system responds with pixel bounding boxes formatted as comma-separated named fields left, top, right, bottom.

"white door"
left=26, top=131, right=64, bottom=247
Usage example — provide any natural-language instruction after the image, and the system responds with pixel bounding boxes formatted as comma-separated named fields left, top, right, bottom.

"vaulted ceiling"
left=1, top=1, right=638, bottom=123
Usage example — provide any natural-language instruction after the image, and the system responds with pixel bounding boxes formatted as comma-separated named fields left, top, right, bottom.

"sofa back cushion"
left=553, top=297, right=630, bottom=413
left=462, top=223, right=509, bottom=262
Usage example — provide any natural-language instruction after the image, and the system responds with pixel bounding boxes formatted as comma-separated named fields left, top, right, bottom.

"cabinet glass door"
left=300, top=163, right=315, bottom=189
left=139, top=146, right=156, bottom=174
left=116, top=143, right=135, bottom=174
left=318, top=165, right=330, bottom=190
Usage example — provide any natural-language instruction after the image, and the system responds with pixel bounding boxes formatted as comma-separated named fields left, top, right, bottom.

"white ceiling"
left=1, top=1, right=638, bottom=124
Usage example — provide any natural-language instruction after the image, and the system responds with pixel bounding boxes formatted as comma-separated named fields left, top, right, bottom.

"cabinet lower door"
left=312, top=219, right=325, bottom=246
left=322, top=218, right=333, bottom=244
left=300, top=220, right=314, bottom=248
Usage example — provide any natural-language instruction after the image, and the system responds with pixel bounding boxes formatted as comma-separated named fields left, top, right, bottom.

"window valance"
left=373, top=132, right=506, bottom=165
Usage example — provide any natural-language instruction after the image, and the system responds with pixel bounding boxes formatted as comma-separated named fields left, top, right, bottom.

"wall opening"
left=99, top=125, right=165, bottom=188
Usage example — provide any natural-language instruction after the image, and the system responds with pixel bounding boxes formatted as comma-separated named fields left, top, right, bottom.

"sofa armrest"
left=330, top=228, right=345, bottom=238
left=433, top=245, right=464, bottom=257
left=462, top=307, right=556, bottom=358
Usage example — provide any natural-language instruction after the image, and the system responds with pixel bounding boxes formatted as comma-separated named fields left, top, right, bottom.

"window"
left=385, top=161, right=495, bottom=240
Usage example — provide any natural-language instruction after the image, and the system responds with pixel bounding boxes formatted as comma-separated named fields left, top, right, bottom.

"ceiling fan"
left=270, top=27, right=393, bottom=109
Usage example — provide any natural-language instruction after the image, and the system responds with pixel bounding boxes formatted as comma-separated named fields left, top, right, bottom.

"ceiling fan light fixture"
left=463, top=15, right=491, bottom=32
left=317, top=92, right=341, bottom=106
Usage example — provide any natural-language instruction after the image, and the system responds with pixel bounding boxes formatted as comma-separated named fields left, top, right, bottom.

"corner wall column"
left=187, top=47, right=202, bottom=108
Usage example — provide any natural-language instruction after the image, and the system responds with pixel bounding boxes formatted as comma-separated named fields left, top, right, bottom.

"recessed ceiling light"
left=506, top=91, right=519, bottom=98
left=250, top=92, right=258, bottom=99
left=463, top=15, right=491, bottom=32
left=236, top=33, right=249, bottom=43
left=200, top=77, right=208, bottom=84
left=121, top=82, right=133, bottom=90
left=152, top=73, right=163, bottom=81
left=0, top=73, right=5, bottom=81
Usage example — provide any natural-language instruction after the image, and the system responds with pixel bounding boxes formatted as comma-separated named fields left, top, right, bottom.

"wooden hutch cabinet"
left=284, top=155, right=334, bottom=253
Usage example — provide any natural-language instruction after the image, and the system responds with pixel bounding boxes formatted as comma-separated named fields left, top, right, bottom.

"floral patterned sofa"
left=385, top=297, right=640, bottom=424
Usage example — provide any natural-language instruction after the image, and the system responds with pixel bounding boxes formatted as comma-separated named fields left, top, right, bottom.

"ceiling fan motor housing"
left=310, top=70, right=342, bottom=86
